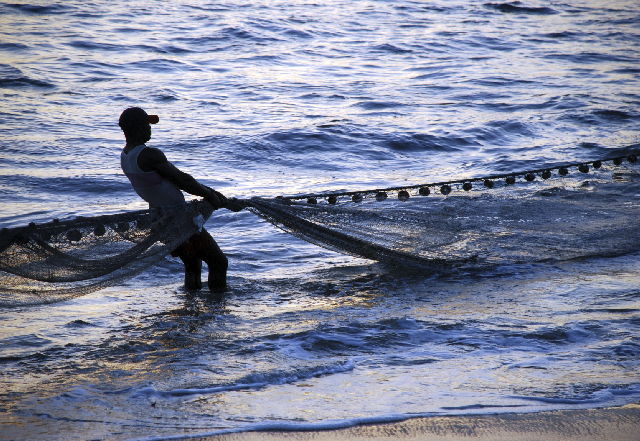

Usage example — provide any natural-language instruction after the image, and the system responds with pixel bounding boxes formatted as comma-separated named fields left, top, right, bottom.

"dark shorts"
left=170, top=228, right=212, bottom=259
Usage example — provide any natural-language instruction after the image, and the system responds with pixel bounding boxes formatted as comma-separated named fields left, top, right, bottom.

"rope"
left=280, top=149, right=640, bottom=203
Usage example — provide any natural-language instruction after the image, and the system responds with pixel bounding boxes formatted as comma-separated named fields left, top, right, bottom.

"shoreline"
left=192, top=404, right=640, bottom=441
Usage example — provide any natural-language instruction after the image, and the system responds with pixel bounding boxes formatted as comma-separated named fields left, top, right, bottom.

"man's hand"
left=204, top=187, right=227, bottom=209
left=225, top=198, right=244, bottom=212
left=203, top=186, right=243, bottom=212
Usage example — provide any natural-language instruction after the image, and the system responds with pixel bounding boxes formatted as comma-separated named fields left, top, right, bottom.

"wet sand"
left=196, top=404, right=640, bottom=441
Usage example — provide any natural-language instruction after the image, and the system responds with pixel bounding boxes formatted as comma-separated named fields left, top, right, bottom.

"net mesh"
left=0, top=201, right=213, bottom=306
left=2, top=156, right=640, bottom=307
left=245, top=162, right=640, bottom=272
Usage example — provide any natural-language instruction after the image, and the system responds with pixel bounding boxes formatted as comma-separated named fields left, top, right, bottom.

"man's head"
left=119, top=107, right=159, bottom=145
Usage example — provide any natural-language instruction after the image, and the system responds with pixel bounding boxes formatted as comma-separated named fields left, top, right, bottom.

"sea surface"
left=1, top=0, right=640, bottom=440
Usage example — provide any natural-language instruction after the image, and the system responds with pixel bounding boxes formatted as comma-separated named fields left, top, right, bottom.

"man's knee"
left=182, top=257, right=202, bottom=273
left=183, top=258, right=203, bottom=290
left=219, top=253, right=229, bottom=271
left=205, top=253, right=227, bottom=275
left=199, top=234, right=228, bottom=271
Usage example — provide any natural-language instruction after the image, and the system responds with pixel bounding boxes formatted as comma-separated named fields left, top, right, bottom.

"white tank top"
left=120, top=145, right=185, bottom=208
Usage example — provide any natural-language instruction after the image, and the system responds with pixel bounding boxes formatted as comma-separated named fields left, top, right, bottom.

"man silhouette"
left=119, top=107, right=240, bottom=291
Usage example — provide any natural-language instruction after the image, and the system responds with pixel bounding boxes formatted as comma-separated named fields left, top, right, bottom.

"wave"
left=371, top=44, right=413, bottom=54
left=172, top=26, right=281, bottom=48
left=544, top=52, right=636, bottom=64
left=484, top=2, right=557, bottom=15
left=0, top=64, right=54, bottom=89
left=470, top=76, right=536, bottom=87
left=129, top=385, right=640, bottom=441
left=283, top=29, right=314, bottom=39
left=561, top=109, right=639, bottom=125
left=5, top=3, right=73, bottom=14
left=133, top=413, right=422, bottom=441
left=0, top=76, right=54, bottom=89
left=609, top=67, right=640, bottom=74
left=512, top=385, right=640, bottom=405
left=462, top=119, right=535, bottom=142
left=0, top=42, right=29, bottom=51
left=539, top=31, right=580, bottom=39
left=0, top=174, right=131, bottom=196
left=212, top=128, right=473, bottom=166
left=467, top=36, right=517, bottom=52
left=381, top=133, right=472, bottom=152
left=353, top=101, right=407, bottom=110
left=593, top=109, right=636, bottom=121
left=67, top=40, right=124, bottom=51
left=130, top=360, right=355, bottom=398
left=126, top=58, right=190, bottom=72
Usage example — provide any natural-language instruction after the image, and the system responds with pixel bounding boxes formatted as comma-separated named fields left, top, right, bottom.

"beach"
left=2, top=1, right=640, bottom=440
left=202, top=405, right=640, bottom=441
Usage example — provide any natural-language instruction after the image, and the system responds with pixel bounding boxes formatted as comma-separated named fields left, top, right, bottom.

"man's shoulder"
left=138, top=146, right=168, bottom=171
left=138, top=145, right=164, bottom=155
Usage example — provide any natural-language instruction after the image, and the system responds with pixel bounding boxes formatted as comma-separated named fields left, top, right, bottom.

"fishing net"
left=2, top=153, right=640, bottom=306
left=0, top=201, right=213, bottom=306
left=247, top=167, right=640, bottom=271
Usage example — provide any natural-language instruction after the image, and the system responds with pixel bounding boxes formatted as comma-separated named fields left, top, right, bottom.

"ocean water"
left=1, top=0, right=640, bottom=440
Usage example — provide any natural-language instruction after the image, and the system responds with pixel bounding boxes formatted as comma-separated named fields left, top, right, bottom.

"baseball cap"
left=119, top=107, right=159, bottom=131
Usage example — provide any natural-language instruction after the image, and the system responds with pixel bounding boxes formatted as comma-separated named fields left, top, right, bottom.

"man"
left=119, top=107, right=240, bottom=291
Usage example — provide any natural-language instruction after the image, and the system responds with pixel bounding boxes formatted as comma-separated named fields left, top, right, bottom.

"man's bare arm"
left=138, top=147, right=227, bottom=208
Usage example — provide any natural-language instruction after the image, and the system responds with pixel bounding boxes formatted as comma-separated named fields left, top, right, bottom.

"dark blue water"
left=1, top=1, right=640, bottom=440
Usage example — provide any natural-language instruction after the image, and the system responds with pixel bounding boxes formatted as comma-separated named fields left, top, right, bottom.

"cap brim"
left=147, top=115, right=159, bottom=124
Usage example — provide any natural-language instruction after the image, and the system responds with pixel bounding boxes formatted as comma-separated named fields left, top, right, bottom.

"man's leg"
left=172, top=241, right=203, bottom=290
left=195, top=228, right=228, bottom=291
left=182, top=256, right=203, bottom=290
